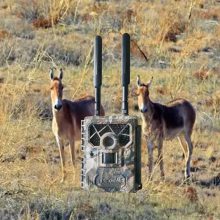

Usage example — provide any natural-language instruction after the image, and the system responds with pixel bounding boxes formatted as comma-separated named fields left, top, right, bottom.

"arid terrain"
left=0, top=0, right=219, bottom=219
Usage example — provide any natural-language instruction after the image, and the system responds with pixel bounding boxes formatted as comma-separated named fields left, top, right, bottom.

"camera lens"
left=103, top=136, right=114, bottom=147
left=100, top=132, right=118, bottom=149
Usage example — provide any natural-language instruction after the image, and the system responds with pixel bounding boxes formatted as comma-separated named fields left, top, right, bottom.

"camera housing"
left=81, top=34, right=142, bottom=192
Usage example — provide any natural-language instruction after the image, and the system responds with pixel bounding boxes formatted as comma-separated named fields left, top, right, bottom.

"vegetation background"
left=0, top=0, right=219, bottom=219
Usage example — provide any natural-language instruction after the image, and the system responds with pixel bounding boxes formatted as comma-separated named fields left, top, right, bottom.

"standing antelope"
left=50, top=68, right=104, bottom=182
left=136, top=75, right=196, bottom=180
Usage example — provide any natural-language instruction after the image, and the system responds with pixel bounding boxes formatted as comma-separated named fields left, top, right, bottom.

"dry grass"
left=0, top=29, right=11, bottom=40
left=0, top=0, right=220, bottom=219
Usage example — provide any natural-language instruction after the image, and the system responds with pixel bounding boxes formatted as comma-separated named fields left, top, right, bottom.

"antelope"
left=136, top=75, right=196, bottom=180
left=49, top=68, right=104, bottom=182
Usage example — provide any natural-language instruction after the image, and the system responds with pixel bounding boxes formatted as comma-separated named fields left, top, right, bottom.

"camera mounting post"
left=81, top=33, right=142, bottom=192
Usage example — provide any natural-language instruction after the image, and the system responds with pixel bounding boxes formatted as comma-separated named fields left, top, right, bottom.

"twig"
left=73, top=0, right=81, bottom=24
left=71, top=43, right=93, bottom=99
left=131, top=39, right=149, bottom=63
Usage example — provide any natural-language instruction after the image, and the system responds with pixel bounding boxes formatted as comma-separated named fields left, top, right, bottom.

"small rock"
left=52, top=156, right=60, bottom=164
left=209, top=156, right=217, bottom=163
left=205, top=191, right=216, bottom=197
left=17, top=146, right=28, bottom=160
left=200, top=47, right=213, bottom=53
left=77, top=213, right=87, bottom=220
left=0, top=155, right=15, bottom=163
left=158, top=60, right=169, bottom=69
left=99, top=202, right=111, bottom=215
left=168, top=46, right=182, bottom=53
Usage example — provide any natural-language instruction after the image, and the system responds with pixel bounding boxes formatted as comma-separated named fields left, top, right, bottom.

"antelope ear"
left=136, top=75, right=141, bottom=86
left=59, top=68, right=63, bottom=80
left=147, top=77, right=153, bottom=87
left=131, top=85, right=139, bottom=97
left=50, top=68, right=54, bottom=80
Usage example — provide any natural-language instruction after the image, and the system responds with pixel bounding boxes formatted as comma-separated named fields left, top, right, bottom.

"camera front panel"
left=81, top=116, right=141, bottom=192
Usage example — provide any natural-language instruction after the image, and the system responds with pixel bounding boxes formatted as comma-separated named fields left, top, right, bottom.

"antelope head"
left=136, top=75, right=153, bottom=113
left=50, top=68, right=64, bottom=111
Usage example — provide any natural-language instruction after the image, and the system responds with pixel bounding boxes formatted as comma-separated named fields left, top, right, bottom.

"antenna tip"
left=95, top=35, right=102, bottom=41
left=123, top=33, right=130, bottom=37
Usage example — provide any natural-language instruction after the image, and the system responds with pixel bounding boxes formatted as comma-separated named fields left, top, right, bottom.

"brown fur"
left=136, top=76, right=196, bottom=180
left=50, top=73, right=104, bottom=182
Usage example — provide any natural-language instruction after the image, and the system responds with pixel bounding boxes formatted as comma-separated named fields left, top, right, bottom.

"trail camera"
left=81, top=34, right=142, bottom=192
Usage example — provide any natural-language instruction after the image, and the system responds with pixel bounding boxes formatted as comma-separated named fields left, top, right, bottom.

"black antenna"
left=94, top=36, right=102, bottom=116
left=121, top=33, right=130, bottom=115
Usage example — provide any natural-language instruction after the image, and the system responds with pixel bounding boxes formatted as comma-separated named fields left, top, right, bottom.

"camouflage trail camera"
left=81, top=34, right=142, bottom=192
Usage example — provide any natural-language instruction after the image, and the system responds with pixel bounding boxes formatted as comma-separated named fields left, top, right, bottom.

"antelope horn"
left=136, top=75, right=141, bottom=86
left=50, top=67, right=54, bottom=80
left=147, top=76, right=153, bottom=87
left=59, top=68, right=63, bottom=80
